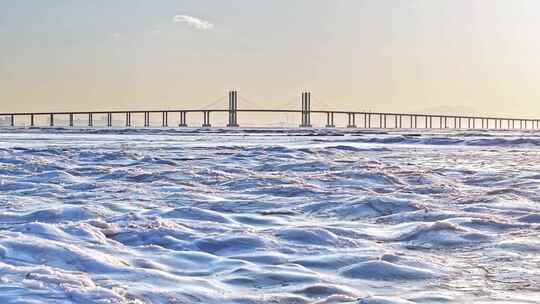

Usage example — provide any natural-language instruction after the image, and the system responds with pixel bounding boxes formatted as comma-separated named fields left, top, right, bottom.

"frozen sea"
left=0, top=127, right=539, bottom=304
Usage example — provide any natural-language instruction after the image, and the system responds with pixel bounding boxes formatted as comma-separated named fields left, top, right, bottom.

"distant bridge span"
left=1, top=91, right=538, bottom=129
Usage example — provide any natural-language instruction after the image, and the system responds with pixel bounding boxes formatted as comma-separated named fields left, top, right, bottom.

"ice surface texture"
left=0, top=128, right=539, bottom=303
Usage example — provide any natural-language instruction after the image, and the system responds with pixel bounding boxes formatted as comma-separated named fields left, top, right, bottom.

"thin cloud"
left=173, top=15, right=214, bottom=30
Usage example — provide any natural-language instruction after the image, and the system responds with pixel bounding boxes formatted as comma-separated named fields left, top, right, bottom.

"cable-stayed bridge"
left=0, top=91, right=538, bottom=129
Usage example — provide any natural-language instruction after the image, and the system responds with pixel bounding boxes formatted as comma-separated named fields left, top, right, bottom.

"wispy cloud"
left=173, top=15, right=214, bottom=30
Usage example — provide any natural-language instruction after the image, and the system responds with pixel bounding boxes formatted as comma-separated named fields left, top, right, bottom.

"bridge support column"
left=300, top=92, right=312, bottom=127
left=444, top=117, right=448, bottom=128
left=10, top=115, right=14, bottom=127
left=228, top=91, right=239, bottom=127
left=202, top=111, right=211, bottom=127
left=399, top=115, right=402, bottom=128
left=414, top=116, right=418, bottom=128
left=439, top=117, right=442, bottom=128
left=107, top=113, right=112, bottom=127
left=347, top=113, right=357, bottom=128
left=50, top=114, right=54, bottom=127
left=144, top=112, right=150, bottom=127
left=364, top=114, right=367, bottom=128
left=425, top=116, right=428, bottom=129
left=395, top=115, right=398, bottom=128
left=126, top=113, right=131, bottom=127
left=88, top=113, right=93, bottom=127
left=162, top=112, right=168, bottom=127
left=368, top=114, right=371, bottom=128
left=179, top=112, right=187, bottom=127
left=30, top=114, right=34, bottom=127
left=325, top=112, right=335, bottom=128
left=69, top=114, right=74, bottom=127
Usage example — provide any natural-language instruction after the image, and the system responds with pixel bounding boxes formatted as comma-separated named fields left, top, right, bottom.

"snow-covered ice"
left=0, top=127, right=539, bottom=303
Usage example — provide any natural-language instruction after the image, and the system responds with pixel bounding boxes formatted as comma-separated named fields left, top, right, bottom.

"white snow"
left=0, top=127, right=539, bottom=303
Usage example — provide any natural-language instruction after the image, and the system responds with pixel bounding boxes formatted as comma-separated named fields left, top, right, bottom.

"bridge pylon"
left=300, top=92, right=312, bottom=127
left=227, top=90, right=239, bottom=127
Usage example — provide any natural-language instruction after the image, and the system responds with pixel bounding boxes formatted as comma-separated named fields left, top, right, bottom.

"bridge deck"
left=0, top=109, right=537, bottom=122
left=1, top=90, right=538, bottom=129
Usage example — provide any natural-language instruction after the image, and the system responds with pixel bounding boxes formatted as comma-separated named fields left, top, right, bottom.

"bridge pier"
left=30, top=114, right=34, bottom=127
left=69, top=114, right=74, bottom=127
left=162, top=112, right=168, bottom=127
left=347, top=113, right=357, bottom=128
left=107, top=113, right=112, bottom=127
left=126, top=113, right=131, bottom=127
left=227, top=91, right=239, bottom=127
left=202, top=111, right=211, bottom=127
left=300, top=92, right=312, bottom=127
left=414, top=116, right=418, bottom=128
left=326, top=112, right=335, bottom=128
left=364, top=114, right=367, bottom=128
left=10, top=115, right=14, bottom=127
left=368, top=114, right=372, bottom=128
left=50, top=114, right=54, bottom=127
left=179, top=112, right=188, bottom=127
left=144, top=112, right=150, bottom=127
left=88, top=113, right=93, bottom=127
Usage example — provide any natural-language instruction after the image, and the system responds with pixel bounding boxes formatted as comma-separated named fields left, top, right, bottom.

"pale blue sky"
left=1, top=1, right=540, bottom=117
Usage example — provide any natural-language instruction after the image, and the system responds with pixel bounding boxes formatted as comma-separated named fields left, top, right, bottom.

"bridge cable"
left=200, top=95, right=227, bottom=110
left=237, top=96, right=267, bottom=109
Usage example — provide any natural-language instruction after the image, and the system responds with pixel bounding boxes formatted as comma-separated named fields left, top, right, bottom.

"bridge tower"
left=227, top=90, right=239, bottom=127
left=300, top=92, right=312, bottom=127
